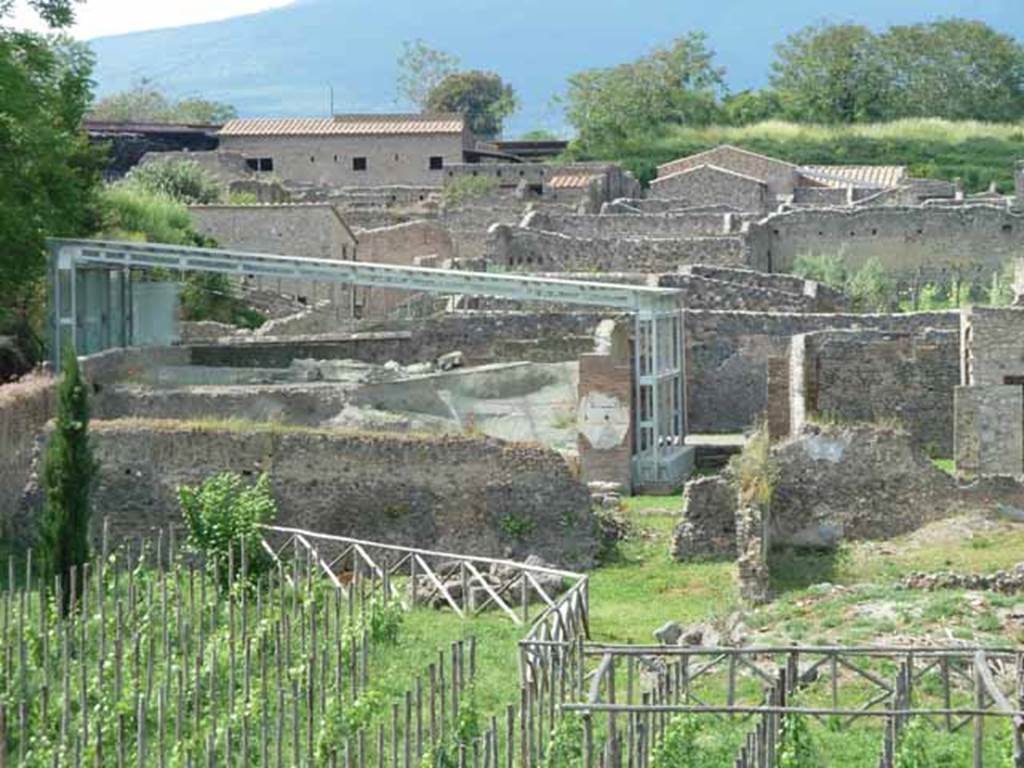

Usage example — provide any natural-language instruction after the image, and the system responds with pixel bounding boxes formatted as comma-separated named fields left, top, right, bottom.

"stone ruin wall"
left=520, top=210, right=742, bottom=238
left=487, top=225, right=757, bottom=273
left=684, top=310, right=959, bottom=434
left=788, top=329, right=959, bottom=457
left=82, top=422, right=597, bottom=568
left=649, top=166, right=768, bottom=213
left=748, top=205, right=1024, bottom=281
left=0, top=348, right=191, bottom=536
left=352, top=220, right=456, bottom=319
left=188, top=312, right=608, bottom=369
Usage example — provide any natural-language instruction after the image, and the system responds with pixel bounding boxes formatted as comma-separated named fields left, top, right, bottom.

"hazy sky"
left=9, top=0, right=294, bottom=39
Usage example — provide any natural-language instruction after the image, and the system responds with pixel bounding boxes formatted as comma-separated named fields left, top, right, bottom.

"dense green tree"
left=721, top=89, right=782, bottom=125
left=0, top=1, right=102, bottom=360
left=877, top=20, right=1024, bottom=122
left=39, top=350, right=98, bottom=610
left=396, top=39, right=460, bottom=109
left=770, top=23, right=891, bottom=123
left=90, top=78, right=238, bottom=124
left=770, top=19, right=1024, bottom=124
left=425, top=70, right=517, bottom=139
left=563, top=32, right=726, bottom=150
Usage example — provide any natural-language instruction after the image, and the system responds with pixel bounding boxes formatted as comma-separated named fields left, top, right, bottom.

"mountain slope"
left=88, top=0, right=1024, bottom=135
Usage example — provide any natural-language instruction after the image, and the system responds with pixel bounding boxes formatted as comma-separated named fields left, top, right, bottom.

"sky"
left=9, top=0, right=294, bottom=39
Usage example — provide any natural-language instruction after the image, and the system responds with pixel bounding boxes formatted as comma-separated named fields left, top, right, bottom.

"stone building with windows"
left=217, top=114, right=475, bottom=187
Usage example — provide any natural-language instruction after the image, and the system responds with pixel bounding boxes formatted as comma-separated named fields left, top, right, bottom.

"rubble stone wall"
left=86, top=421, right=598, bottom=568
left=649, top=165, right=768, bottom=213
left=748, top=206, right=1024, bottom=280
left=488, top=225, right=756, bottom=273
left=521, top=210, right=737, bottom=238
left=683, top=310, right=959, bottom=433
left=792, top=329, right=959, bottom=456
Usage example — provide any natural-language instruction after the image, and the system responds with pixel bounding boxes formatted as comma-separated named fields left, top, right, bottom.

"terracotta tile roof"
left=548, top=171, right=602, bottom=189
left=801, top=165, right=908, bottom=189
left=219, top=114, right=465, bottom=137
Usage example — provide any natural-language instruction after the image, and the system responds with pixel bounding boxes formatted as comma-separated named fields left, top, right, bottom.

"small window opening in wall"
left=773, top=229, right=780, bottom=236
left=246, top=158, right=259, bottom=171
left=259, top=158, right=273, bottom=172
left=334, top=155, right=339, bottom=163
left=310, top=155, right=315, bottom=163
left=917, top=228, right=924, bottom=235
left=519, top=170, right=525, bottom=177
left=872, top=229, right=878, bottom=235
left=471, top=170, right=478, bottom=176
left=818, top=231, right=823, bottom=236
left=496, top=170, right=502, bottom=178
left=850, top=231, right=856, bottom=237
left=418, top=195, right=425, bottom=201
left=353, top=157, right=367, bottom=171
left=394, top=154, right=400, bottom=161
left=429, top=156, right=444, bottom=170
left=1003, top=224, right=1013, bottom=233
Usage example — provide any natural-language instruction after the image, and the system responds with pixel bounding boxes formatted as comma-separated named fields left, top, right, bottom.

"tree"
left=770, top=23, right=892, bottom=123
left=0, top=2, right=102, bottom=363
left=425, top=70, right=517, bottom=139
left=563, top=33, right=726, bottom=150
left=396, top=40, right=460, bottom=109
left=39, top=350, right=98, bottom=609
left=877, top=20, right=1024, bottom=122
left=721, top=89, right=782, bottom=126
left=90, top=79, right=237, bottom=124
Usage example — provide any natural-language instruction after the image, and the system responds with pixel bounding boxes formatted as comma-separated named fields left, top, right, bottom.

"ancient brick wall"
left=683, top=310, right=959, bottom=434
left=790, top=329, right=959, bottom=456
left=748, top=205, right=1024, bottom=280
left=86, top=422, right=597, bottom=567
left=488, top=225, right=754, bottom=273
left=576, top=319, right=633, bottom=492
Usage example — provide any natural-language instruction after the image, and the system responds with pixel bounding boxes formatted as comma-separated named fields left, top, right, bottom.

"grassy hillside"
left=573, top=119, right=1024, bottom=191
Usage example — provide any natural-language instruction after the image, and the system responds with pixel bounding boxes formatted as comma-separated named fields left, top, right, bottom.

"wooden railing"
left=560, top=645, right=1024, bottom=768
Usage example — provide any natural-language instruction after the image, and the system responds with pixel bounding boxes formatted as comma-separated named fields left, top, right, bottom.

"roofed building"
left=217, top=114, right=475, bottom=187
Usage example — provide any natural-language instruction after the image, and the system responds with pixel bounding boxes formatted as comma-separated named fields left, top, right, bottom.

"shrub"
left=99, top=185, right=196, bottom=245
left=791, top=252, right=847, bottom=289
left=39, top=349, right=98, bottom=610
left=651, top=714, right=700, bottom=768
left=178, top=472, right=276, bottom=586
left=443, top=175, right=499, bottom=206
left=541, top=713, right=583, bottom=768
left=847, top=257, right=895, bottom=312
left=778, top=713, right=818, bottom=768
left=123, top=157, right=224, bottom=204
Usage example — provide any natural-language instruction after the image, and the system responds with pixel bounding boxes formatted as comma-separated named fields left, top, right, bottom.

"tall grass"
left=572, top=118, right=1024, bottom=189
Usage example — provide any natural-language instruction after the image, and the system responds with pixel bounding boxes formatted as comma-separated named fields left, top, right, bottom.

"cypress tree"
left=39, top=350, right=98, bottom=609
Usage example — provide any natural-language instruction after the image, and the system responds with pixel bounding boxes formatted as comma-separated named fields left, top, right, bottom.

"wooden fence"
left=557, top=645, right=1024, bottom=768
left=260, top=525, right=593, bottom=768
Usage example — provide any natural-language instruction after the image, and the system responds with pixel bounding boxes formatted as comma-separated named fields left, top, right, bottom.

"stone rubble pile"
left=902, top=563, right=1024, bottom=593
left=408, top=554, right=569, bottom=610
